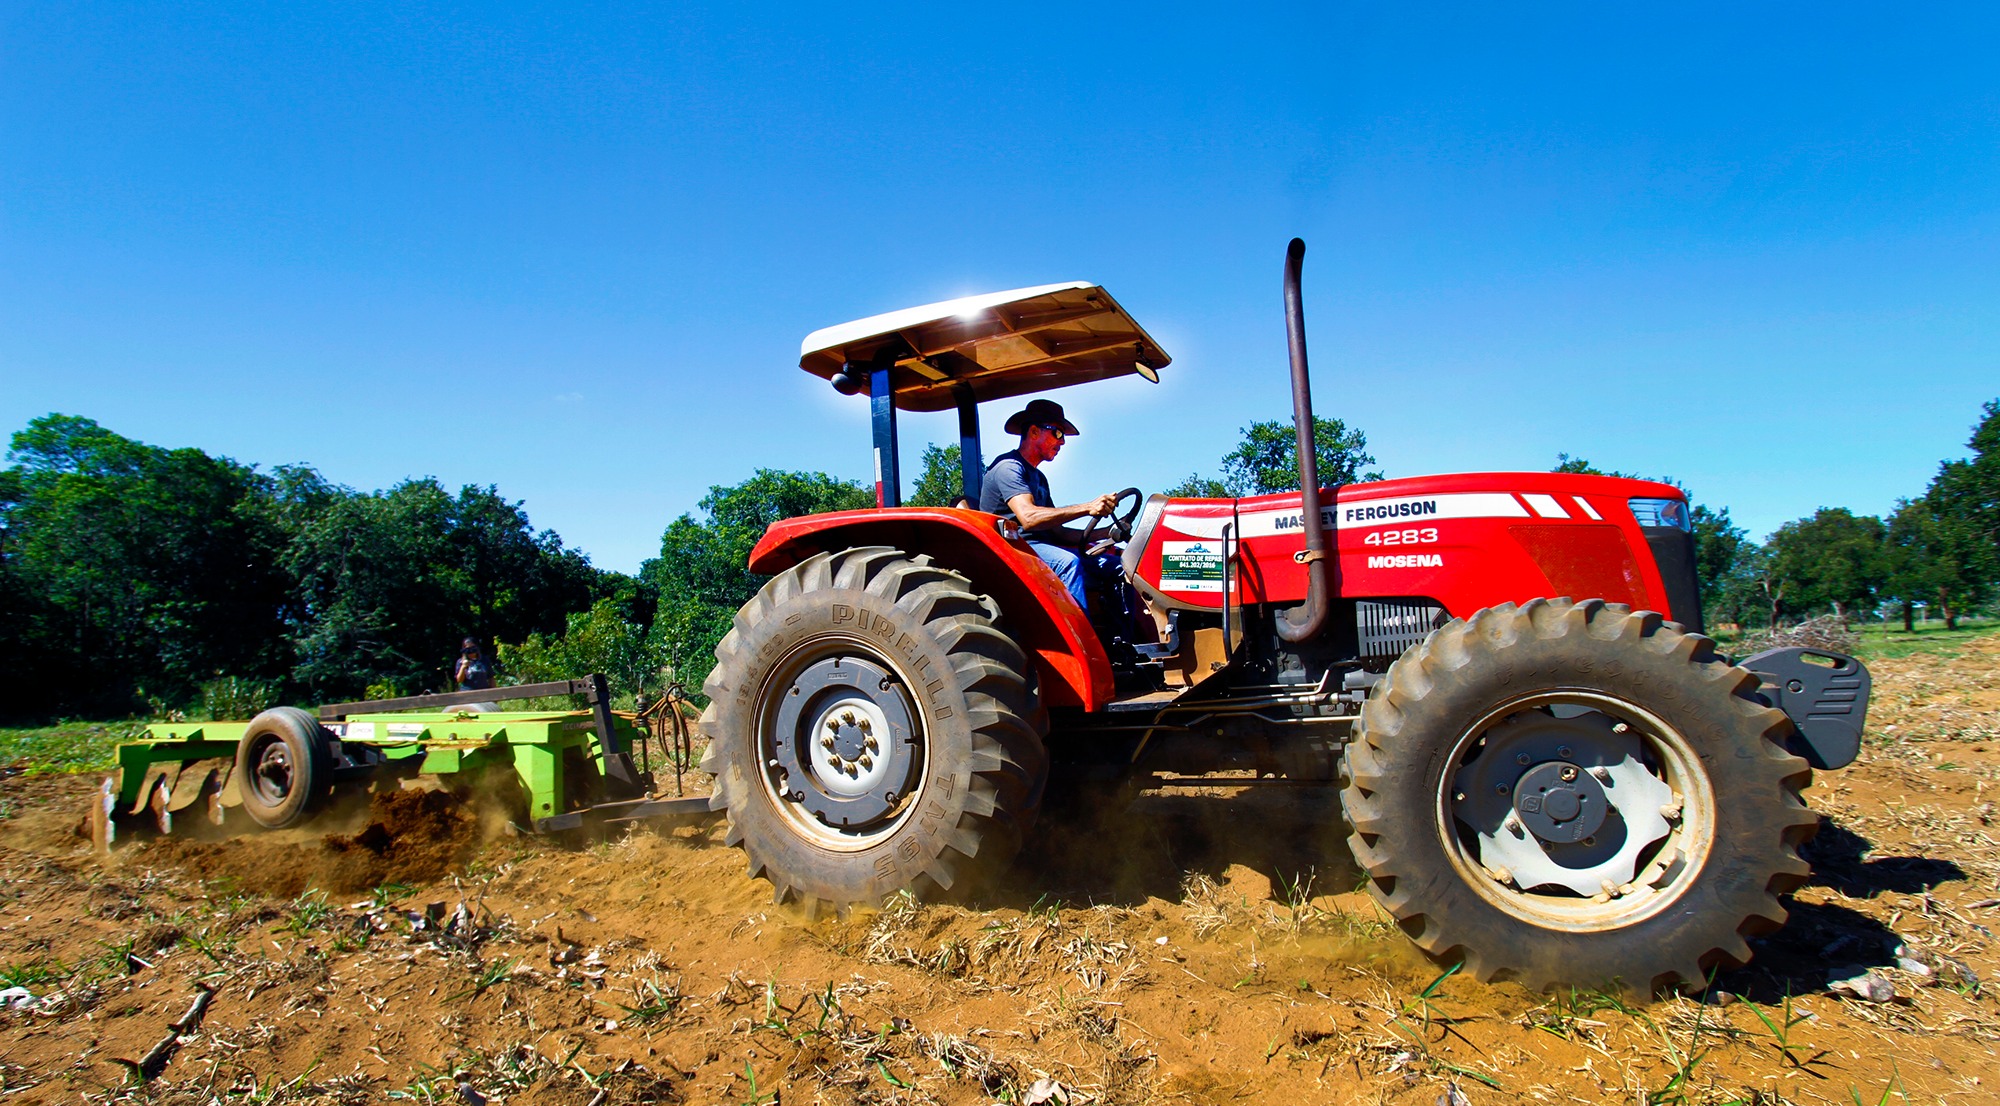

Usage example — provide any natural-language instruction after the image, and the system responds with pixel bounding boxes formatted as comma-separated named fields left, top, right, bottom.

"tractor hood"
left=799, top=282, right=1171, bottom=412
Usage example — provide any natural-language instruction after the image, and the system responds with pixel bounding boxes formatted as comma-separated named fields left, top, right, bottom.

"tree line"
left=3, top=401, right=1993, bottom=722
left=1551, top=400, right=1998, bottom=631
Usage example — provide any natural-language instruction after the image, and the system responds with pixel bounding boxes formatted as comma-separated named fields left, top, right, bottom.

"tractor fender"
left=749, top=508, right=1115, bottom=711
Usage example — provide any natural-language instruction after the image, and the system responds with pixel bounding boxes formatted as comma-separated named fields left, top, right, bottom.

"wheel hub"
left=254, top=741, right=293, bottom=800
left=1452, top=710, right=1675, bottom=897
left=1513, top=761, right=1608, bottom=843
left=767, top=654, right=921, bottom=829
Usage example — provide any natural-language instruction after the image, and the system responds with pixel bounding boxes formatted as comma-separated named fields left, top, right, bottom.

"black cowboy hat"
left=1002, top=398, right=1080, bottom=437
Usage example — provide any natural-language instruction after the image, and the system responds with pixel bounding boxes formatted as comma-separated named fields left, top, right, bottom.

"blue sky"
left=4, top=3, right=1995, bottom=574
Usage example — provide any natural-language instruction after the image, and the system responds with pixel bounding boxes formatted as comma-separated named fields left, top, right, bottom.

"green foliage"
left=908, top=442, right=964, bottom=507
left=1767, top=508, right=1888, bottom=621
left=1221, top=416, right=1380, bottom=494
left=0, top=414, right=293, bottom=716
left=640, top=469, right=873, bottom=700
left=0, top=722, right=140, bottom=774
left=1854, top=618, right=1998, bottom=661
left=1163, top=473, right=1230, bottom=498
left=200, top=676, right=277, bottom=721
left=1885, top=497, right=1994, bottom=629
left=1692, top=505, right=1763, bottom=628
left=501, top=598, right=657, bottom=697
left=1171, top=415, right=1380, bottom=498
left=0, top=413, right=622, bottom=719
left=275, top=471, right=607, bottom=699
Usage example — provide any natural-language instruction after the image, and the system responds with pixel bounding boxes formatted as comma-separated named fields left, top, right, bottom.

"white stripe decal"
left=1165, top=491, right=1563, bottom=540
left=1215, top=492, right=1532, bottom=539
left=1523, top=493, right=1569, bottom=519
left=1574, top=497, right=1602, bottom=520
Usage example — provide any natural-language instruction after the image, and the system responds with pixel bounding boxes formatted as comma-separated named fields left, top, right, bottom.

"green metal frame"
left=116, top=708, right=648, bottom=824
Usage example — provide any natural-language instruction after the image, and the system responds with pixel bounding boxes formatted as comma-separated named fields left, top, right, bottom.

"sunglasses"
left=1036, top=424, right=1067, bottom=440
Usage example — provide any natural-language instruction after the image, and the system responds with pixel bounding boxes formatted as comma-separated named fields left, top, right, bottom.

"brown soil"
left=1, top=636, right=1997, bottom=1104
left=138, top=787, right=481, bottom=899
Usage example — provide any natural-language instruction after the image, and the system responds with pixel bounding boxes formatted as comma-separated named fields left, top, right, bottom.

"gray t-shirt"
left=980, top=450, right=1055, bottom=537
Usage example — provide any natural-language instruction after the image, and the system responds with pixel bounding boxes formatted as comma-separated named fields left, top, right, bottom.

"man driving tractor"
left=977, top=398, right=1120, bottom=610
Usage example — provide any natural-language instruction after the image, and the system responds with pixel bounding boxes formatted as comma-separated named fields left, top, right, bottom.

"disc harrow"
left=93, top=675, right=715, bottom=849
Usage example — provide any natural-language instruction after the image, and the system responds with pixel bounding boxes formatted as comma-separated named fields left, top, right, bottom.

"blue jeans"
left=1030, top=541, right=1087, bottom=609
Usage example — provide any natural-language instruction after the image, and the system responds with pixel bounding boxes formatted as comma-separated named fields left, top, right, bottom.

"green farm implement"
left=92, top=675, right=713, bottom=848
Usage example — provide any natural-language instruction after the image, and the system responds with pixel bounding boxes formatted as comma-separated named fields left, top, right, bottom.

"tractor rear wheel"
left=1341, top=598, right=1818, bottom=992
left=700, top=547, right=1046, bottom=912
left=235, top=707, right=335, bottom=829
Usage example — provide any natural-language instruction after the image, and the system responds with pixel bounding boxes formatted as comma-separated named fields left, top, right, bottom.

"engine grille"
left=1356, top=600, right=1446, bottom=660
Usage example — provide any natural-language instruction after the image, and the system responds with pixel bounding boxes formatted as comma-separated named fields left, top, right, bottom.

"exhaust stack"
left=1276, top=237, right=1331, bottom=644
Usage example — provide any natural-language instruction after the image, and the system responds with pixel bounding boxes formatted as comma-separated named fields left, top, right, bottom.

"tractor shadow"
left=1798, top=816, right=1965, bottom=899
left=992, top=785, right=1360, bottom=910
left=994, top=799, right=1960, bottom=1005
left=1712, top=815, right=1966, bottom=1003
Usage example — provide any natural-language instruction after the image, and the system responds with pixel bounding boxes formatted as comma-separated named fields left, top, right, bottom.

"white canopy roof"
left=798, top=281, right=1170, bottom=412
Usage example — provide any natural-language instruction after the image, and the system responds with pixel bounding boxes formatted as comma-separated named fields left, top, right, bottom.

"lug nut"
left=821, top=735, right=836, bottom=750
left=1590, top=766, right=1612, bottom=783
left=1612, top=722, right=1629, bottom=734
left=858, top=754, right=873, bottom=770
left=865, top=736, right=879, bottom=752
left=1559, top=765, right=1578, bottom=782
left=858, top=718, right=872, bottom=734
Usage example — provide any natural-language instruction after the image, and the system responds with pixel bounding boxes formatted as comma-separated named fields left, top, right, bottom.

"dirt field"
left=3, top=635, right=1997, bottom=1105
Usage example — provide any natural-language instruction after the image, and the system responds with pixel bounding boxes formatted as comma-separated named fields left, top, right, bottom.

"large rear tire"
left=1340, top=598, right=1817, bottom=992
left=700, top=547, right=1047, bottom=912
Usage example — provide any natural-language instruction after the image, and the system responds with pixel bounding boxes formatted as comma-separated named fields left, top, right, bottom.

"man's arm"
left=1008, top=492, right=1117, bottom=536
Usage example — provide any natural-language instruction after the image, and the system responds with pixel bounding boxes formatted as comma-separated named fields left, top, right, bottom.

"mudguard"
left=1739, top=647, right=1871, bottom=770
left=748, top=508, right=1116, bottom=711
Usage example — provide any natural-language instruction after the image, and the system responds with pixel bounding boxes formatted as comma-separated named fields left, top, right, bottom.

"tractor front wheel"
left=1341, top=598, right=1818, bottom=992
left=700, top=547, right=1046, bottom=912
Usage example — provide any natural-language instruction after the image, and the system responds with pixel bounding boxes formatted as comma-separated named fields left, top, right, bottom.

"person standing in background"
left=454, top=638, right=495, bottom=691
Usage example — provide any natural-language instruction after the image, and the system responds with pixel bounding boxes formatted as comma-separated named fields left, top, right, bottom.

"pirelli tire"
left=1340, top=598, right=1818, bottom=992
left=699, top=546, right=1048, bottom=913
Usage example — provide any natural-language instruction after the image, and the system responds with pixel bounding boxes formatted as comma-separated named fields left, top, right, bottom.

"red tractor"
left=699, top=240, right=1870, bottom=991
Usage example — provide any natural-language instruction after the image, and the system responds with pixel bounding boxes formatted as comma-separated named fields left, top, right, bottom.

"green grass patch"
left=0, top=721, right=139, bottom=775
left=1854, top=619, right=1999, bottom=662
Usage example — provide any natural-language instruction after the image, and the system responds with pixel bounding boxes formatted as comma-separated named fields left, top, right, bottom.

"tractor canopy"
left=800, top=282, right=1171, bottom=411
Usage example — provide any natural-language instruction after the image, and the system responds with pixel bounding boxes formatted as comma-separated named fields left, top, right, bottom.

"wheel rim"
left=249, top=735, right=295, bottom=806
left=1438, top=690, right=1716, bottom=932
left=756, top=638, right=927, bottom=851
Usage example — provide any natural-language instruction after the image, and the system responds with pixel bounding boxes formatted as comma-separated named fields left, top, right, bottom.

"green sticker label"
left=1160, top=540, right=1225, bottom=593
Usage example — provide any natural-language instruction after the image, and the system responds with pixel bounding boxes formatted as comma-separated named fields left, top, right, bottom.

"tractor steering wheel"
left=1079, top=487, right=1144, bottom=552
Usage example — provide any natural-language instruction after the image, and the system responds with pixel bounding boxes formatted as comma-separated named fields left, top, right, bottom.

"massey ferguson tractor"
left=698, top=239, right=1873, bottom=992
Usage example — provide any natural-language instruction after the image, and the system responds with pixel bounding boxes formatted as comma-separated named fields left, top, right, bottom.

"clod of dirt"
left=139, top=787, right=478, bottom=897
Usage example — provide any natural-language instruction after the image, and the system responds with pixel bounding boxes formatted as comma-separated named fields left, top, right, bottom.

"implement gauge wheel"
left=1340, top=598, right=1818, bottom=992
left=235, top=706, right=335, bottom=829
left=700, top=546, right=1047, bottom=913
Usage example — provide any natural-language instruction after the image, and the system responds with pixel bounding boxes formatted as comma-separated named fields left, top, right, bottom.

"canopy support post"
left=955, top=384, right=982, bottom=507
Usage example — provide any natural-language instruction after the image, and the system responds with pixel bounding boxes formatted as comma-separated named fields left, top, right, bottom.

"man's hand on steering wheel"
left=1079, top=487, right=1144, bottom=553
